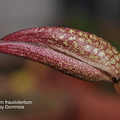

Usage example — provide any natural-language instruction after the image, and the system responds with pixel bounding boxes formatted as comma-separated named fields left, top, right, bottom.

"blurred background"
left=0, top=0, right=120, bottom=120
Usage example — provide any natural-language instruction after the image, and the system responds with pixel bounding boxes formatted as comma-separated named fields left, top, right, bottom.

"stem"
left=113, top=82, right=120, bottom=94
